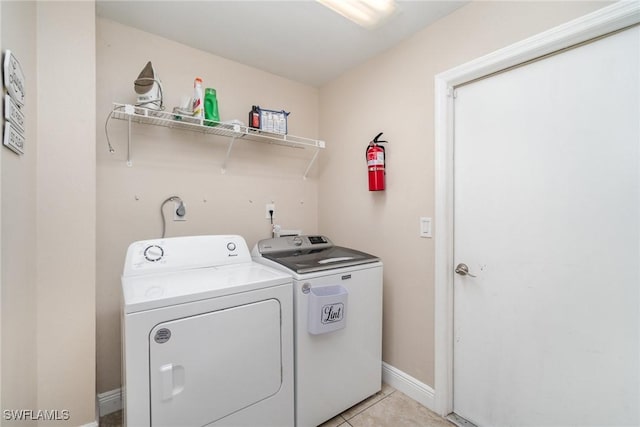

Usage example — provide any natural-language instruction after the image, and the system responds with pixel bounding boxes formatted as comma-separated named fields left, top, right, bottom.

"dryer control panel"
left=123, top=235, right=251, bottom=277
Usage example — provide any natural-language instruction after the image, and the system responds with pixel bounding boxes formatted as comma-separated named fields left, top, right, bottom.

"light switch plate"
left=419, top=217, right=432, bottom=238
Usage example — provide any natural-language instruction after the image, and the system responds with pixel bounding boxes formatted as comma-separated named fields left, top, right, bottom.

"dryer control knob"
left=293, top=236, right=303, bottom=246
left=227, top=242, right=236, bottom=251
left=144, top=245, right=164, bottom=262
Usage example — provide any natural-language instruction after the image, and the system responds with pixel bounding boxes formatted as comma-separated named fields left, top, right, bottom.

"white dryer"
left=121, top=235, right=294, bottom=427
left=252, top=235, right=383, bottom=427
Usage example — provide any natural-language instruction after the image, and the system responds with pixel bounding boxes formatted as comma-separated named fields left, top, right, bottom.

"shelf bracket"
left=303, top=147, right=321, bottom=180
left=127, top=113, right=132, bottom=167
left=221, top=136, right=236, bottom=174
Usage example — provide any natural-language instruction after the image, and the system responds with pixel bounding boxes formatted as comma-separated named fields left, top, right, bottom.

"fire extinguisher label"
left=367, top=152, right=384, bottom=166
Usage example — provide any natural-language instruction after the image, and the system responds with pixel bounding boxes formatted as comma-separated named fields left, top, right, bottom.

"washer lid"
left=260, top=245, right=379, bottom=274
left=122, top=262, right=291, bottom=314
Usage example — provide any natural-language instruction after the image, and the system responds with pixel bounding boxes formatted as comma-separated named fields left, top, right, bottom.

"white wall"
left=318, top=0, right=610, bottom=387
left=96, top=18, right=321, bottom=393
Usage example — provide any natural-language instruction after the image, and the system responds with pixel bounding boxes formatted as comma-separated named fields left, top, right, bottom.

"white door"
left=453, top=26, right=639, bottom=426
left=149, top=299, right=282, bottom=427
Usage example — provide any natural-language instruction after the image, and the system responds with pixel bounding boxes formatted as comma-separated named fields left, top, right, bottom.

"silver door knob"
left=455, top=263, right=476, bottom=277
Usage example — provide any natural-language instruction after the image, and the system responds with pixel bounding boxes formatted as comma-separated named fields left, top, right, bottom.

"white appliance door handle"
left=159, top=363, right=185, bottom=401
left=160, top=363, right=174, bottom=400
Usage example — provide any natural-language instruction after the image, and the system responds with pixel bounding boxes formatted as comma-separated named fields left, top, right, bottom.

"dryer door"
left=149, top=299, right=282, bottom=427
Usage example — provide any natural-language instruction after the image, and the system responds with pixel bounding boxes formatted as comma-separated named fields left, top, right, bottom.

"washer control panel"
left=256, top=235, right=333, bottom=254
left=123, top=235, right=251, bottom=277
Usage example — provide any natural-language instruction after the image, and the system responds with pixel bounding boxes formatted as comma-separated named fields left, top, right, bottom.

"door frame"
left=433, top=1, right=640, bottom=417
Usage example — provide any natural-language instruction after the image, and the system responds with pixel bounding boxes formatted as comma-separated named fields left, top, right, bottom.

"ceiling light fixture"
left=317, top=0, right=397, bottom=29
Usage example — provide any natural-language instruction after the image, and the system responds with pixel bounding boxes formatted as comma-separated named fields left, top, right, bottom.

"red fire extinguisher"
left=366, top=132, right=388, bottom=191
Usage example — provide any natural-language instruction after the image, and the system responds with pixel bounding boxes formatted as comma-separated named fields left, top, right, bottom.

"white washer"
left=252, top=235, right=383, bottom=427
left=121, top=235, right=294, bottom=427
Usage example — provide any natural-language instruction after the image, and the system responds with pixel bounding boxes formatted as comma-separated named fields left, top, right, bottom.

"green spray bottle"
left=204, top=88, right=220, bottom=126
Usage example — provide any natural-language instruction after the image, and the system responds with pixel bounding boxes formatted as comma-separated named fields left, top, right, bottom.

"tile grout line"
left=341, top=389, right=397, bottom=423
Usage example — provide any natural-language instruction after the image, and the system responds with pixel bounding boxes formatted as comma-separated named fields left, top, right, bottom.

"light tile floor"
left=99, top=383, right=453, bottom=427
left=318, top=383, right=453, bottom=427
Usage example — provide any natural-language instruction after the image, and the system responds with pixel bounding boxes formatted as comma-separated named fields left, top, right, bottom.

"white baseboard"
left=97, top=388, right=122, bottom=417
left=80, top=422, right=98, bottom=427
left=97, top=367, right=433, bottom=418
left=382, top=362, right=436, bottom=412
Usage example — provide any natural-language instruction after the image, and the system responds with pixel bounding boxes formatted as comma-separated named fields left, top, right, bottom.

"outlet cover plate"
left=265, top=203, right=275, bottom=219
left=174, top=201, right=186, bottom=221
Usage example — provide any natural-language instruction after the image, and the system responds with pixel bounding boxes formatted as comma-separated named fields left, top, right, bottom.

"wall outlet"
left=265, top=203, right=275, bottom=219
left=174, top=201, right=186, bottom=221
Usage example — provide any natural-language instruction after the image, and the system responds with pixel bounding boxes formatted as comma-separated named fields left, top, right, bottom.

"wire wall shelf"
left=110, top=103, right=325, bottom=179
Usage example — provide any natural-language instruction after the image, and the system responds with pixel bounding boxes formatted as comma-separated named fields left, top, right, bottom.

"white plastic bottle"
left=192, top=77, right=204, bottom=120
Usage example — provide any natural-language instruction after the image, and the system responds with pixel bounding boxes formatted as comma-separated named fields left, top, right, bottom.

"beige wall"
left=96, top=18, right=321, bottom=393
left=0, top=1, right=2, bottom=406
left=318, top=1, right=609, bottom=387
left=1, top=1, right=38, bottom=423
left=36, top=2, right=96, bottom=424
left=1, top=1, right=96, bottom=425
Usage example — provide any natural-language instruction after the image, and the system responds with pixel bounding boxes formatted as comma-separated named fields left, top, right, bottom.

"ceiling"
left=96, top=0, right=468, bottom=87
